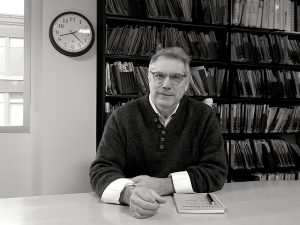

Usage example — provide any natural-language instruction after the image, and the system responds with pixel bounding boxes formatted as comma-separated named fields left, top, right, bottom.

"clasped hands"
left=120, top=175, right=175, bottom=219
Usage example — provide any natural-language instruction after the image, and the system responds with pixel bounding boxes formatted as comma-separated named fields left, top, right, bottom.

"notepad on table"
left=173, top=193, right=225, bottom=214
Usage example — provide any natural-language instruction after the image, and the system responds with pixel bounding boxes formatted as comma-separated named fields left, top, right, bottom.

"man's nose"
left=162, top=76, right=172, bottom=89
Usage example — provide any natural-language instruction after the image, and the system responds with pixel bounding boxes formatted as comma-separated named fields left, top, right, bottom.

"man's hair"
left=149, top=47, right=192, bottom=84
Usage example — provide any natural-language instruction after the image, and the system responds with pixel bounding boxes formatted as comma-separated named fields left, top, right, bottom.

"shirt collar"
left=148, top=94, right=179, bottom=126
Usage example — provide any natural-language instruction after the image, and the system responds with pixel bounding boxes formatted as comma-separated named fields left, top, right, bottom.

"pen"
left=207, top=193, right=215, bottom=205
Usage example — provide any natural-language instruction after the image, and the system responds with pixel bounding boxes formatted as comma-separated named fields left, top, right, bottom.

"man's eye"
left=155, top=73, right=165, bottom=79
left=171, top=74, right=181, bottom=80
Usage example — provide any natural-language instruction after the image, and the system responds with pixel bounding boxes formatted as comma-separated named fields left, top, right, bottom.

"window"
left=0, top=0, right=30, bottom=132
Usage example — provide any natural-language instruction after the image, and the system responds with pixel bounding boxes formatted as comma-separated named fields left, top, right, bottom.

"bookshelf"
left=97, top=0, right=300, bottom=182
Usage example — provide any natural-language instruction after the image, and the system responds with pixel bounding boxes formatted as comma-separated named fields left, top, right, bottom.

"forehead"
left=149, top=56, right=186, bottom=74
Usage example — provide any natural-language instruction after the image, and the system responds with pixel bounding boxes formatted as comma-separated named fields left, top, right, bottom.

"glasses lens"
left=151, top=72, right=185, bottom=85
left=153, top=72, right=166, bottom=82
left=170, top=73, right=184, bottom=84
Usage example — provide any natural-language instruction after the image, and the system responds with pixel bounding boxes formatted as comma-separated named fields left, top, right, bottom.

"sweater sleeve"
left=187, top=109, right=228, bottom=193
left=89, top=111, right=127, bottom=199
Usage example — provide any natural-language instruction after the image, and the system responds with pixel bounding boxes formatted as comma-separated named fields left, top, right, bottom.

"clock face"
left=49, top=12, right=94, bottom=57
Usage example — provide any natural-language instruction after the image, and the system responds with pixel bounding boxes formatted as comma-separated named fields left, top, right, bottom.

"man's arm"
left=131, top=176, right=175, bottom=196
left=186, top=109, right=228, bottom=193
left=89, top=112, right=128, bottom=201
left=131, top=172, right=195, bottom=195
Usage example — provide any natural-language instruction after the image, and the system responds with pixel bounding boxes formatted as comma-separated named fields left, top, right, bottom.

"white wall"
left=0, top=0, right=97, bottom=198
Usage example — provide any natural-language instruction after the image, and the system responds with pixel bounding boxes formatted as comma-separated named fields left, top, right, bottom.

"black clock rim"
left=49, top=11, right=95, bottom=57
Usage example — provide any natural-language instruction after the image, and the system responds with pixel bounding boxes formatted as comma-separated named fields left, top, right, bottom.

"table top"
left=1, top=180, right=300, bottom=225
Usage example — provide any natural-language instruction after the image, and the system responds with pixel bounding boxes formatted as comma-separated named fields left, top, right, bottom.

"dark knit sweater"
left=90, top=95, right=228, bottom=198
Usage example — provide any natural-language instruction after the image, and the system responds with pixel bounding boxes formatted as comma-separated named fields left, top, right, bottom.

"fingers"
left=149, top=189, right=167, bottom=204
left=130, top=196, right=159, bottom=219
left=132, top=175, right=148, bottom=183
left=131, top=211, right=154, bottom=219
left=130, top=200, right=159, bottom=215
left=133, top=192, right=161, bottom=210
left=129, top=187, right=165, bottom=219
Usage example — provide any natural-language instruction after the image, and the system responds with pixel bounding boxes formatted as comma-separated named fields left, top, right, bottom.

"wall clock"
left=49, top=11, right=95, bottom=57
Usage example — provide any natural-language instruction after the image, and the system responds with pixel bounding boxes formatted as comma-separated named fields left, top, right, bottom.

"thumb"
left=150, top=189, right=167, bottom=204
left=131, top=175, right=143, bottom=182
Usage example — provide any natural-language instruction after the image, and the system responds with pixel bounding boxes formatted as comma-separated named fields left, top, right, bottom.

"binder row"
left=105, top=102, right=125, bottom=114
left=229, top=139, right=300, bottom=171
left=216, top=104, right=300, bottom=133
left=107, top=25, right=300, bottom=63
left=106, top=0, right=228, bottom=24
left=106, top=62, right=300, bottom=98
left=106, top=62, right=148, bottom=95
left=106, top=0, right=299, bottom=31
left=232, top=69, right=300, bottom=98
left=104, top=102, right=300, bottom=135
left=106, top=25, right=223, bottom=60
left=188, top=66, right=226, bottom=97
left=216, top=104, right=230, bottom=133
left=231, top=0, right=297, bottom=31
left=143, top=0, right=193, bottom=22
left=231, top=104, right=300, bottom=133
left=250, top=171, right=299, bottom=180
left=106, top=61, right=227, bottom=96
left=231, top=33, right=300, bottom=64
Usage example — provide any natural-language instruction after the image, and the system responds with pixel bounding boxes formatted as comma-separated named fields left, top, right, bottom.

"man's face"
left=148, top=56, right=189, bottom=111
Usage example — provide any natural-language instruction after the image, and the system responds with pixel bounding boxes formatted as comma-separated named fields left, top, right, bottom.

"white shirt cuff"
left=170, top=171, right=194, bottom=193
left=101, top=178, right=135, bottom=204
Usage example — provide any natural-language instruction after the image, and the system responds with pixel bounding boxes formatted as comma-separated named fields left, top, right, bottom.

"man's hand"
left=120, top=186, right=166, bottom=219
left=132, top=175, right=175, bottom=196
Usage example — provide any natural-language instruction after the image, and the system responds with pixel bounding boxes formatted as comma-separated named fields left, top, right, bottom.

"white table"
left=1, top=180, right=300, bottom=225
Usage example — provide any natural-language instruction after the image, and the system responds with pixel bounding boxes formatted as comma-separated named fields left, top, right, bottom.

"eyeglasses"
left=149, top=71, right=186, bottom=85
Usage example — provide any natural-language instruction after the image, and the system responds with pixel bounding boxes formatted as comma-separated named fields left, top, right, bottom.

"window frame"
left=0, top=0, right=30, bottom=133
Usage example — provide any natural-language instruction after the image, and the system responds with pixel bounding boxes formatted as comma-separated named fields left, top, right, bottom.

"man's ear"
left=184, top=80, right=189, bottom=92
left=148, top=73, right=151, bottom=82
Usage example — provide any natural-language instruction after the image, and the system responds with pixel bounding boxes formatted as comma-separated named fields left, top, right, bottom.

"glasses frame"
left=149, top=71, right=187, bottom=86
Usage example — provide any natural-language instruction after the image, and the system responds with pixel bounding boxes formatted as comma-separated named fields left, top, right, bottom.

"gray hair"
left=149, top=47, right=192, bottom=84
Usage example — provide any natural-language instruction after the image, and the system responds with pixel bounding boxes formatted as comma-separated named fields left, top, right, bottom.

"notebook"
left=173, top=193, right=226, bottom=214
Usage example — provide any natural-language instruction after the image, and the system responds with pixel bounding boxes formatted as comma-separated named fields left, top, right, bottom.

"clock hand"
left=69, top=29, right=84, bottom=45
left=60, top=31, right=77, bottom=36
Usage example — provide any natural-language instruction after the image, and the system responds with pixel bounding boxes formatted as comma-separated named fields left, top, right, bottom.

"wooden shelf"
left=230, top=61, right=300, bottom=70
left=223, top=132, right=299, bottom=140
left=105, top=95, right=229, bottom=103
left=230, top=98, right=300, bottom=105
left=230, top=25, right=300, bottom=36
left=105, top=54, right=227, bottom=66
left=106, top=14, right=227, bottom=30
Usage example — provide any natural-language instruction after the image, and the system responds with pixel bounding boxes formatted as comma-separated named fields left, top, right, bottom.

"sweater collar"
left=138, top=94, right=190, bottom=131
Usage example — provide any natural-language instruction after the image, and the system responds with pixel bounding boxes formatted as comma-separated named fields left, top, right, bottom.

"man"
left=89, top=47, right=228, bottom=219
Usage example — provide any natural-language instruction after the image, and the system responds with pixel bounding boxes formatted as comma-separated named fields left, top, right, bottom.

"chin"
left=156, top=99, right=174, bottom=108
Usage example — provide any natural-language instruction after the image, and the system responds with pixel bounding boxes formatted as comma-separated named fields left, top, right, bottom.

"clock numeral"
left=57, top=37, right=61, bottom=42
left=55, top=30, right=59, bottom=35
left=71, top=45, right=75, bottom=49
left=63, top=18, right=69, bottom=23
left=78, top=43, right=82, bottom=48
left=58, top=24, right=64, bottom=28
left=70, top=17, right=75, bottom=22
left=79, top=20, right=82, bottom=24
